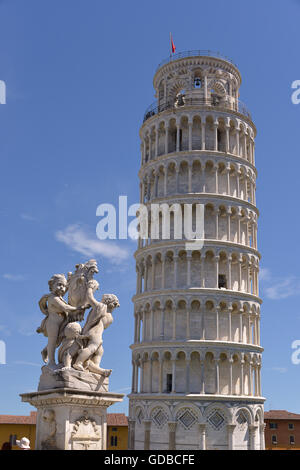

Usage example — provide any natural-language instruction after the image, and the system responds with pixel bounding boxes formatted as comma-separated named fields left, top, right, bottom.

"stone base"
left=128, top=395, right=265, bottom=450
left=21, top=388, right=124, bottom=450
left=38, top=365, right=109, bottom=392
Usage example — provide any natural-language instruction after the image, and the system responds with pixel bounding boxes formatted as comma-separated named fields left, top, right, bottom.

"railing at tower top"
left=156, top=50, right=237, bottom=71
left=143, top=98, right=252, bottom=123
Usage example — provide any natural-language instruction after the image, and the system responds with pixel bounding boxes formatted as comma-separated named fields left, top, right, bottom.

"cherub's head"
left=48, top=274, right=67, bottom=296
left=64, top=322, right=82, bottom=339
left=85, top=259, right=99, bottom=279
left=101, top=294, right=120, bottom=312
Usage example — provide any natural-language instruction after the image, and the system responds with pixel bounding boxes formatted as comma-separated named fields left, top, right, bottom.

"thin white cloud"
left=20, top=213, right=36, bottom=221
left=260, top=268, right=300, bottom=300
left=55, top=224, right=129, bottom=265
left=264, top=277, right=300, bottom=300
left=3, top=274, right=26, bottom=281
left=259, top=267, right=271, bottom=282
left=270, top=367, right=287, bottom=374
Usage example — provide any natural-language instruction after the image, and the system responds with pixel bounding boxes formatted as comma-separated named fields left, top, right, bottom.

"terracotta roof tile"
left=0, top=412, right=128, bottom=426
left=0, top=411, right=37, bottom=425
left=264, top=410, right=300, bottom=420
left=107, top=413, right=128, bottom=426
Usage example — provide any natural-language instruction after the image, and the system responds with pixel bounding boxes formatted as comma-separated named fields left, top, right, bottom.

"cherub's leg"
left=64, top=353, right=72, bottom=369
left=47, top=334, right=59, bottom=368
left=90, top=345, right=104, bottom=368
left=87, top=345, right=112, bottom=376
left=73, top=343, right=98, bottom=371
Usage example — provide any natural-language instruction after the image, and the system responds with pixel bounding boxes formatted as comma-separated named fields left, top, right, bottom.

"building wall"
left=0, top=423, right=36, bottom=450
left=265, top=419, right=300, bottom=450
left=107, top=426, right=128, bottom=450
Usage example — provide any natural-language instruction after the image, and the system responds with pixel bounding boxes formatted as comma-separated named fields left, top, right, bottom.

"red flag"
left=170, top=33, right=176, bottom=54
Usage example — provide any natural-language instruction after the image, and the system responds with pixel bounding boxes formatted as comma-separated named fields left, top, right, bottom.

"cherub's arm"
left=50, top=296, right=85, bottom=315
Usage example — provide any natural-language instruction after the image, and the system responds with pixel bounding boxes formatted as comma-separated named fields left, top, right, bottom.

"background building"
left=264, top=410, right=300, bottom=450
left=128, top=50, right=265, bottom=450
left=0, top=411, right=36, bottom=450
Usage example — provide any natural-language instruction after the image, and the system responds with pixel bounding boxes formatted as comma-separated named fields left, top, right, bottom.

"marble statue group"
left=36, top=259, right=119, bottom=378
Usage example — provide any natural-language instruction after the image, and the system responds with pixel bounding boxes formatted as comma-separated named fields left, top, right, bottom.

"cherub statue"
left=57, top=322, right=88, bottom=369
left=67, top=259, right=99, bottom=309
left=36, top=274, right=87, bottom=369
left=72, top=279, right=120, bottom=376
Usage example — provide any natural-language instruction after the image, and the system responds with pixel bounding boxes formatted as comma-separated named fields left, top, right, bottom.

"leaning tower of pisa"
left=128, top=51, right=265, bottom=450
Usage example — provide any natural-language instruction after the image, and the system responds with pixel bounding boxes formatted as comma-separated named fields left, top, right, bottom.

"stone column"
left=150, top=308, right=154, bottom=341
left=158, top=356, right=163, bottom=393
left=200, top=257, right=205, bottom=288
left=229, top=358, right=233, bottom=395
left=185, top=359, right=190, bottom=394
left=235, top=127, right=240, bottom=156
left=165, top=126, right=169, bottom=154
left=215, top=255, right=220, bottom=289
left=142, top=309, right=146, bottom=342
left=215, top=166, right=219, bottom=194
left=201, top=120, right=206, bottom=150
left=163, top=166, right=168, bottom=196
left=151, top=258, right=155, bottom=290
left=171, top=359, right=176, bottom=393
left=241, top=359, right=244, bottom=395
left=258, top=364, right=262, bottom=396
left=148, top=133, right=152, bottom=160
left=227, top=255, right=232, bottom=290
left=227, top=424, right=236, bottom=450
left=154, top=126, right=158, bottom=158
left=173, top=255, right=178, bottom=288
left=188, top=120, right=193, bottom=151
left=176, top=122, right=180, bottom=152
left=172, top=308, right=177, bottom=340
left=154, top=171, right=159, bottom=199
left=187, top=253, right=192, bottom=286
left=215, top=209, right=219, bottom=239
left=188, top=163, right=192, bottom=192
left=249, top=361, right=253, bottom=396
left=259, top=423, right=266, bottom=450
left=186, top=306, right=190, bottom=340
left=214, top=121, right=219, bottom=151
left=226, top=167, right=231, bottom=195
left=131, top=361, right=136, bottom=393
left=249, top=425, right=258, bottom=450
left=198, top=424, right=206, bottom=450
left=215, top=306, right=220, bottom=340
left=149, top=358, right=153, bottom=393
left=160, top=307, right=165, bottom=339
left=128, top=419, right=135, bottom=450
left=225, top=124, right=230, bottom=153
left=168, top=422, right=177, bottom=450
left=227, top=208, right=231, bottom=241
left=228, top=306, right=232, bottom=341
left=200, top=360, right=205, bottom=393
left=144, top=420, right=152, bottom=450
left=215, top=359, right=220, bottom=394
left=140, top=359, right=144, bottom=392
left=175, top=165, right=180, bottom=193
left=239, top=310, right=243, bottom=343
left=237, top=169, right=241, bottom=198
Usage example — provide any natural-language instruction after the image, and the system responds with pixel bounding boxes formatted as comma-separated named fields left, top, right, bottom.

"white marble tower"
left=128, top=51, right=265, bottom=450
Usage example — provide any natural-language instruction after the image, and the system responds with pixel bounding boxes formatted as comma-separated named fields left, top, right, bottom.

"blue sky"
left=0, top=0, right=300, bottom=416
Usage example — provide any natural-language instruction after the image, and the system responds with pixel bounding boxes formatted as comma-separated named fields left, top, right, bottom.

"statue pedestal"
left=20, top=388, right=124, bottom=450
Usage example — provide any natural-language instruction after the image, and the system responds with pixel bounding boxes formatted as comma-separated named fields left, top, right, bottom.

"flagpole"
left=169, top=32, right=172, bottom=61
